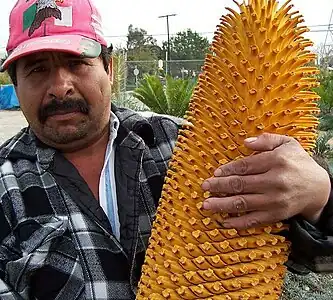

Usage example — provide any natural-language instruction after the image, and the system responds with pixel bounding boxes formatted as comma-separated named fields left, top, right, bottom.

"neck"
left=63, top=126, right=109, bottom=165
left=62, top=126, right=110, bottom=201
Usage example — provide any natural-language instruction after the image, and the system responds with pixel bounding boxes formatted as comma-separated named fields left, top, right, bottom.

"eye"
left=31, top=66, right=47, bottom=73
left=68, top=60, right=86, bottom=68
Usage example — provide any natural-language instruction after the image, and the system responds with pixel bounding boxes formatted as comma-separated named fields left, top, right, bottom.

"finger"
left=244, top=133, right=293, bottom=152
left=202, top=174, right=265, bottom=194
left=222, top=210, right=287, bottom=230
left=214, top=152, right=272, bottom=177
left=203, top=194, right=267, bottom=214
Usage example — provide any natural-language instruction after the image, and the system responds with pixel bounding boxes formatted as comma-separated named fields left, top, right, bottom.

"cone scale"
left=137, top=0, right=320, bottom=299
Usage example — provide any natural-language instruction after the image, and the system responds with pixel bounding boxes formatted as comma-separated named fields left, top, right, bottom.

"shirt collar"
left=110, top=111, right=120, bottom=133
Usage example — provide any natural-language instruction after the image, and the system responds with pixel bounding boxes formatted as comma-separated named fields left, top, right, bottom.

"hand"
left=201, top=133, right=331, bottom=229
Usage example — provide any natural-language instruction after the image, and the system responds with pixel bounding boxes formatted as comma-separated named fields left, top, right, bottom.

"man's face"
left=15, top=51, right=112, bottom=152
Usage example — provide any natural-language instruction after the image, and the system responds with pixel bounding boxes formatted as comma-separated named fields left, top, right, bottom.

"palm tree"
left=132, top=75, right=196, bottom=117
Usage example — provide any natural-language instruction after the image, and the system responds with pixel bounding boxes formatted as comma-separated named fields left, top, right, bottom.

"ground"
left=0, top=110, right=333, bottom=299
left=0, top=110, right=27, bottom=144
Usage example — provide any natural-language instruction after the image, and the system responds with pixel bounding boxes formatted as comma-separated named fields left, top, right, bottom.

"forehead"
left=17, top=51, right=82, bottom=65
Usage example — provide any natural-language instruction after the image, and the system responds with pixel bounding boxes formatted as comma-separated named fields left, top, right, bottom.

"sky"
left=0, top=0, right=332, bottom=53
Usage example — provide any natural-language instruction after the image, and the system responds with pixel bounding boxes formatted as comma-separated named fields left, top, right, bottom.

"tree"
left=316, top=71, right=333, bottom=115
left=162, top=29, right=210, bottom=77
left=126, top=25, right=163, bottom=89
left=314, top=71, right=333, bottom=130
left=126, top=25, right=163, bottom=61
left=127, top=25, right=156, bottom=50
left=314, top=43, right=333, bottom=69
left=132, top=74, right=196, bottom=117
left=163, top=29, right=210, bottom=61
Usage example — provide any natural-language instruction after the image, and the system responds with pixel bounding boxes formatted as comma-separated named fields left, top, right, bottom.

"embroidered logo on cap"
left=23, top=0, right=63, bottom=36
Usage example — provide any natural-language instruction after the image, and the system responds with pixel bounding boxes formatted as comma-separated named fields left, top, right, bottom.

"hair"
left=5, top=44, right=113, bottom=86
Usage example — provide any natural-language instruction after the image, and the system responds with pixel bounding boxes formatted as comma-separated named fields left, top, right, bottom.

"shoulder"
left=0, top=127, right=36, bottom=163
left=0, top=128, right=52, bottom=200
left=113, top=106, right=183, bottom=147
left=140, top=111, right=182, bottom=145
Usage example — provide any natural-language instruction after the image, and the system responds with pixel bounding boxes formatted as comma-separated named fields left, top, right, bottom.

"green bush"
left=0, top=72, right=12, bottom=85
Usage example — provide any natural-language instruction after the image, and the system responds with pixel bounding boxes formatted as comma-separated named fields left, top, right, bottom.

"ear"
left=108, top=57, right=114, bottom=85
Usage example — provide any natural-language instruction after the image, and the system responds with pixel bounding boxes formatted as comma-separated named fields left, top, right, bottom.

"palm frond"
left=165, top=76, right=196, bottom=117
left=314, top=131, right=333, bottom=158
left=112, top=50, right=127, bottom=100
left=318, top=115, right=333, bottom=131
left=132, top=75, right=168, bottom=114
left=133, top=75, right=195, bottom=117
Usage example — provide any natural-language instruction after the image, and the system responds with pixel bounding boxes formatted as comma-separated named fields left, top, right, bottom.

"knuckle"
left=261, top=133, right=275, bottom=150
left=275, top=151, right=289, bottom=167
left=261, top=132, right=271, bottom=139
left=235, top=159, right=248, bottom=175
left=274, top=173, right=289, bottom=191
left=246, top=218, right=261, bottom=229
left=289, top=136, right=300, bottom=147
left=229, top=176, right=245, bottom=194
left=232, top=196, right=248, bottom=212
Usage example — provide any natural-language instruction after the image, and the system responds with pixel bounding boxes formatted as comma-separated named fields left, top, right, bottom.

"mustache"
left=39, top=98, right=89, bottom=123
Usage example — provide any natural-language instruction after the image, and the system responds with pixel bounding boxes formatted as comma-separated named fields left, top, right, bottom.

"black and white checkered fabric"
left=0, top=105, right=333, bottom=299
left=0, top=106, right=179, bottom=299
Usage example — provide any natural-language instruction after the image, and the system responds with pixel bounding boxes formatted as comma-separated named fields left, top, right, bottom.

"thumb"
left=244, top=133, right=291, bottom=151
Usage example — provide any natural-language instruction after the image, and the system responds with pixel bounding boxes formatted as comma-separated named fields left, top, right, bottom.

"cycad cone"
left=137, top=0, right=320, bottom=299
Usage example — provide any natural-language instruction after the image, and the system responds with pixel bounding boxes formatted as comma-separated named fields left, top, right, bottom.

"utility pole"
left=323, top=9, right=333, bottom=69
left=158, top=13, right=177, bottom=75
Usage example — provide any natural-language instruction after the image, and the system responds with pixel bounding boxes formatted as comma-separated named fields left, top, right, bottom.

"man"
left=0, top=0, right=332, bottom=299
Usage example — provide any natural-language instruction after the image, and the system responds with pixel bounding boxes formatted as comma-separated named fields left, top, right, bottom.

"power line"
left=324, top=11, right=333, bottom=48
left=104, top=30, right=331, bottom=39
left=308, top=23, right=333, bottom=28
left=103, top=24, right=333, bottom=39
left=310, top=29, right=333, bottom=33
left=0, top=23, right=332, bottom=49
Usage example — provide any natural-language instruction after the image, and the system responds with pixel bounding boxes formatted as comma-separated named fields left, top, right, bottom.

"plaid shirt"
left=0, top=106, right=333, bottom=299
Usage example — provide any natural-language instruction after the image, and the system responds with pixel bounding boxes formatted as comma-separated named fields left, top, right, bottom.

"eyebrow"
left=63, top=54, right=83, bottom=59
left=23, top=58, right=48, bottom=72
left=22, top=55, right=89, bottom=72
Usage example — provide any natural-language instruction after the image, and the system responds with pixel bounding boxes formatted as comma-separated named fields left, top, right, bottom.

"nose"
left=47, top=67, right=75, bottom=100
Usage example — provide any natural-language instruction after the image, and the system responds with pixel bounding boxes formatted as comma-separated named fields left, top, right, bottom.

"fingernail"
left=214, top=169, right=222, bottom=177
left=247, top=219, right=259, bottom=228
left=203, top=201, right=211, bottom=210
left=202, top=181, right=210, bottom=191
left=245, top=137, right=258, bottom=143
left=222, top=222, right=232, bottom=228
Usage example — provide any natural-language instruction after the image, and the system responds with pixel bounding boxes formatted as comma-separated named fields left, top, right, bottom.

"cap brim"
left=1, top=34, right=102, bottom=72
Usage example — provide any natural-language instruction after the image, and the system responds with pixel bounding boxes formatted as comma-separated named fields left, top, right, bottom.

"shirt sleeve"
left=0, top=200, right=25, bottom=299
left=287, top=176, right=333, bottom=273
left=0, top=282, right=24, bottom=300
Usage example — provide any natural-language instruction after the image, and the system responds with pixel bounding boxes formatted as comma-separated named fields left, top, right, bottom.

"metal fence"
left=125, top=59, right=205, bottom=90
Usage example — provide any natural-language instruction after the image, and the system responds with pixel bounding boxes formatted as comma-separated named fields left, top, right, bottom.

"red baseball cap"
left=1, top=0, right=108, bottom=71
